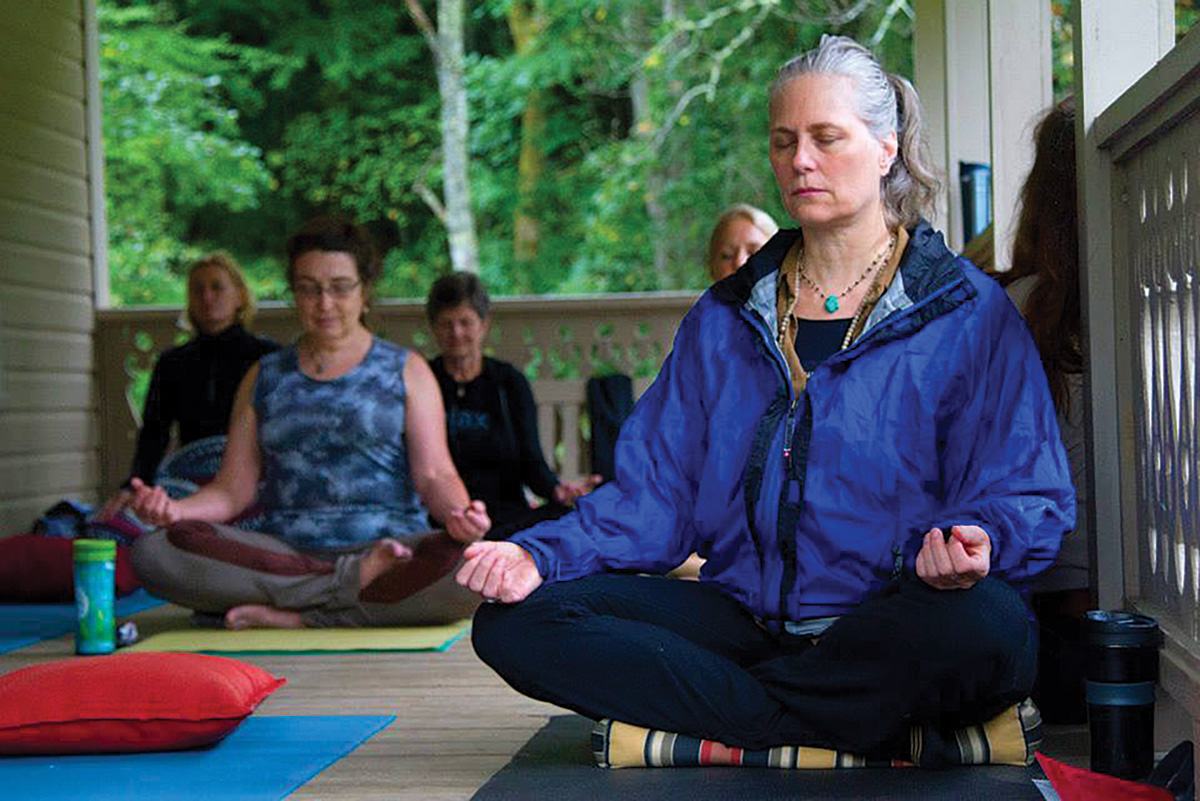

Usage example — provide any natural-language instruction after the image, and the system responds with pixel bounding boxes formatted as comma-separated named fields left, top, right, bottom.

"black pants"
left=473, top=573, right=1037, bottom=755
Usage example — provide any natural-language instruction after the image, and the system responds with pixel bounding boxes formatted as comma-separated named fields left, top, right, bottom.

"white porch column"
left=83, top=0, right=109, bottom=309
left=913, top=0, right=990, bottom=252
left=1073, top=0, right=1173, bottom=610
left=985, top=0, right=1052, bottom=272
left=915, top=1, right=1053, bottom=265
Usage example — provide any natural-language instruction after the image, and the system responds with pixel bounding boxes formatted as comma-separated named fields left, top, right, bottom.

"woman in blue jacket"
left=457, top=35, right=1075, bottom=761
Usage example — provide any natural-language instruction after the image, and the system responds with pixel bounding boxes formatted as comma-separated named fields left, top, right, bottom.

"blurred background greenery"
left=100, top=0, right=1199, bottom=306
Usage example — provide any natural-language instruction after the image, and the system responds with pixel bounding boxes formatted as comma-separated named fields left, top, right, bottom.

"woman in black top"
left=426, top=272, right=599, bottom=540
left=110, top=253, right=278, bottom=510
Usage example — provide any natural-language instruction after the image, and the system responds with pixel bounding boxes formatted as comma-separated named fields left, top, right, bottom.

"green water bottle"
left=73, top=539, right=116, bottom=655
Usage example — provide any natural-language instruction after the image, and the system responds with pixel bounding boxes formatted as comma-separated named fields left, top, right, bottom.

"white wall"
left=914, top=0, right=1053, bottom=264
left=0, top=0, right=103, bottom=533
left=914, top=0, right=992, bottom=253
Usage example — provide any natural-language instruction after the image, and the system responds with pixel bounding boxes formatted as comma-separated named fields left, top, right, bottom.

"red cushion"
left=1036, top=753, right=1173, bottom=801
left=0, top=653, right=285, bottom=754
left=0, top=534, right=141, bottom=602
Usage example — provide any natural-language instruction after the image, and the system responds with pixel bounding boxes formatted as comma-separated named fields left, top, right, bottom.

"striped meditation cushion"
left=593, top=697, right=1041, bottom=770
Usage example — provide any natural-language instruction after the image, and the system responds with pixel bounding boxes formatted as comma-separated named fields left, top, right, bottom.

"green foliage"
left=100, top=3, right=290, bottom=305
left=101, top=0, right=918, bottom=304
left=467, top=0, right=913, bottom=293
left=1050, top=2, right=1073, bottom=100
left=1181, top=0, right=1200, bottom=36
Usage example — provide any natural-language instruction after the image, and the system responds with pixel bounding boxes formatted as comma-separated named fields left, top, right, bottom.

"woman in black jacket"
left=102, top=252, right=277, bottom=516
left=425, top=272, right=599, bottom=540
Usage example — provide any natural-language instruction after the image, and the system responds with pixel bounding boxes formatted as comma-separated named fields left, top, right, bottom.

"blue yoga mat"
left=0, top=589, right=164, bottom=654
left=0, top=715, right=394, bottom=800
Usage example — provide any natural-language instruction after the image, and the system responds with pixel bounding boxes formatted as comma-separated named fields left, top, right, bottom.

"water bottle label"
left=75, top=561, right=115, bottom=654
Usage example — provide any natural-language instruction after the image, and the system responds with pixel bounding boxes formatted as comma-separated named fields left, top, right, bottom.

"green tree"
left=405, top=0, right=481, bottom=275
left=471, top=0, right=912, bottom=292
left=101, top=0, right=915, bottom=303
left=100, top=3, right=286, bottom=305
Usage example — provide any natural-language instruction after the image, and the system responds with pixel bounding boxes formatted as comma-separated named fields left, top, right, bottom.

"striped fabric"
left=593, top=698, right=1042, bottom=770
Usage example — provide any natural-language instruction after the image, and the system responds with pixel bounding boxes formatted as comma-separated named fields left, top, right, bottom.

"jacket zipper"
left=733, top=307, right=798, bottom=633
left=725, top=246, right=974, bottom=626
left=761, top=310, right=802, bottom=632
left=782, top=399, right=796, bottom=471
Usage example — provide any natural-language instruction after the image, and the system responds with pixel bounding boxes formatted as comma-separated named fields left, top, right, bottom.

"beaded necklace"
left=797, top=234, right=897, bottom=315
left=776, top=233, right=898, bottom=357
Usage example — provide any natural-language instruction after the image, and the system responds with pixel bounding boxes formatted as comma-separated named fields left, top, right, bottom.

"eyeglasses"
left=292, top=279, right=361, bottom=301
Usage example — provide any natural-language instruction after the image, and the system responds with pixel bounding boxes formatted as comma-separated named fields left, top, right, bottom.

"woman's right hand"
left=127, top=477, right=182, bottom=527
left=446, top=499, right=491, bottom=543
left=552, top=474, right=603, bottom=507
left=456, top=541, right=542, bottom=603
left=95, top=489, right=132, bottom=521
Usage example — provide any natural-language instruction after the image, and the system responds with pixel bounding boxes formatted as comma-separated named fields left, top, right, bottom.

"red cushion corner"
left=0, top=652, right=285, bottom=755
left=1036, top=752, right=1174, bottom=801
left=0, top=534, right=142, bottom=602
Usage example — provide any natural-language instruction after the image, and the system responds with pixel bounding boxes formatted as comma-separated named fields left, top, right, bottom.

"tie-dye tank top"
left=252, top=338, right=429, bottom=552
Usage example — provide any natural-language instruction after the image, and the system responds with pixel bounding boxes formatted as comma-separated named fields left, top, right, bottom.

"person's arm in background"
left=98, top=354, right=176, bottom=518
left=127, top=365, right=264, bottom=525
left=459, top=307, right=710, bottom=601
left=506, top=365, right=600, bottom=506
left=128, top=355, right=175, bottom=485
left=405, top=352, right=490, bottom=542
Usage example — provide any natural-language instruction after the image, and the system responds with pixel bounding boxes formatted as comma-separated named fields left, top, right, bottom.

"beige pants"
left=131, top=521, right=481, bottom=627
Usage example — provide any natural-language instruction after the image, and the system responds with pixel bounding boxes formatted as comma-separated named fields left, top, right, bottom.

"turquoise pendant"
left=824, top=295, right=840, bottom=314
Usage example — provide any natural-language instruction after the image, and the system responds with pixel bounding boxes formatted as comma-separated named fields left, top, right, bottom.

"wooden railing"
left=93, top=292, right=697, bottom=493
left=1092, top=24, right=1200, bottom=740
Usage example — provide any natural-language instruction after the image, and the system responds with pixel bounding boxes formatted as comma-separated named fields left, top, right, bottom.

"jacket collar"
left=711, top=219, right=966, bottom=338
left=194, top=322, right=248, bottom=345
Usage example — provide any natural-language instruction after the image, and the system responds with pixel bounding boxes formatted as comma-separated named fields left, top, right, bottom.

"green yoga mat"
left=126, top=619, right=470, bottom=654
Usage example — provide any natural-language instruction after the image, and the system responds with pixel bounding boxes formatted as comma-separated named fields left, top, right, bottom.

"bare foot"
left=224, top=604, right=305, bottom=630
left=667, top=553, right=705, bottom=581
left=358, top=538, right=414, bottom=591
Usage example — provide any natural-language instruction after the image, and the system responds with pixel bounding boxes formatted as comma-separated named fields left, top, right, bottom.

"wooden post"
left=83, top=0, right=108, bottom=309
left=985, top=0, right=1052, bottom=272
left=913, top=0, right=991, bottom=253
left=1073, top=0, right=1173, bottom=611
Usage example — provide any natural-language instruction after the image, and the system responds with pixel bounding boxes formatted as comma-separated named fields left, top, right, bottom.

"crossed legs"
left=131, top=521, right=480, bottom=628
left=472, top=573, right=1036, bottom=754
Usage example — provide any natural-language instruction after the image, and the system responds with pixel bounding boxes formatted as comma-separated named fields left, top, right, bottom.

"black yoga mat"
left=472, top=715, right=1048, bottom=801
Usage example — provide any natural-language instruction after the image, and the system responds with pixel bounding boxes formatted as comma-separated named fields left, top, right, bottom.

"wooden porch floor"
left=1, top=602, right=1100, bottom=800
left=0, top=602, right=560, bottom=800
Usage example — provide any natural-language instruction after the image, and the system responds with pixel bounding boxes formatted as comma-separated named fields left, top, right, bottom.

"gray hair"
left=770, top=35, right=940, bottom=228
left=425, top=271, right=491, bottom=324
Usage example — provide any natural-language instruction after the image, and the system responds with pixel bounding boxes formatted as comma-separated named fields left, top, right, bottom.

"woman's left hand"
left=552, top=474, right=603, bottom=507
left=446, top=499, right=490, bottom=543
left=915, top=525, right=991, bottom=590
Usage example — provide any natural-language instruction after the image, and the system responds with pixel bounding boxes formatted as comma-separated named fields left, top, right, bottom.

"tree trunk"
left=437, top=0, right=479, bottom=273
left=628, top=1, right=678, bottom=290
left=508, top=1, right=545, bottom=276
left=630, top=68, right=671, bottom=289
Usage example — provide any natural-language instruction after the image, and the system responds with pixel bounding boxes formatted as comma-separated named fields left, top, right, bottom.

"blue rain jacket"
left=511, top=221, right=1075, bottom=629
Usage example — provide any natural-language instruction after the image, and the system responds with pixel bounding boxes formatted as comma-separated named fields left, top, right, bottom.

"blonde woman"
left=126, top=252, right=278, bottom=487
left=706, top=204, right=779, bottom=282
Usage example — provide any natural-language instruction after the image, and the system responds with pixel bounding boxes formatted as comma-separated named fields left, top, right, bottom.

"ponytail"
left=884, top=73, right=940, bottom=228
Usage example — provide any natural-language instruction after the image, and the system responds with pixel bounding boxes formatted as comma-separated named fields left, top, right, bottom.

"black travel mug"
left=1083, top=610, right=1163, bottom=780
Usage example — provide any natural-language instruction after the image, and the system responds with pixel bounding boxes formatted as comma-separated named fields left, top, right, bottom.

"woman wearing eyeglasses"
left=128, top=216, right=490, bottom=629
